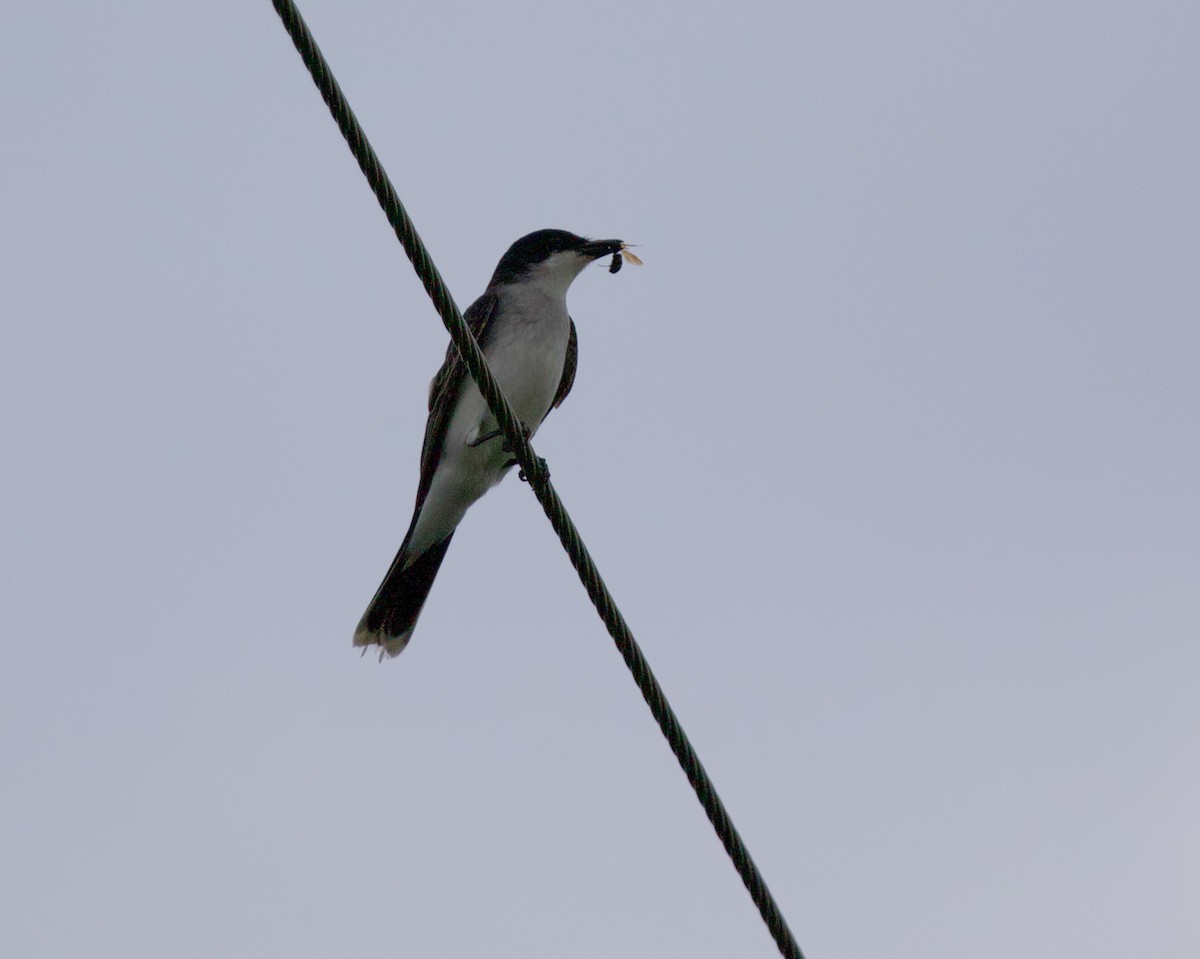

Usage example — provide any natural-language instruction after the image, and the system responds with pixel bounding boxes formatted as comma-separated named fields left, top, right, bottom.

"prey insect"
left=609, top=242, right=642, bottom=274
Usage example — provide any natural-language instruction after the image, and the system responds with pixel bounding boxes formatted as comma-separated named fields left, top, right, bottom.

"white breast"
left=403, top=283, right=572, bottom=560
left=483, top=283, right=572, bottom=425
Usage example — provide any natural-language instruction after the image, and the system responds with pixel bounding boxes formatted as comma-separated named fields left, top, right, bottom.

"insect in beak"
left=609, top=242, right=643, bottom=274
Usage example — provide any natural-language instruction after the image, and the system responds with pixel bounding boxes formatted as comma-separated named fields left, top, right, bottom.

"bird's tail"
left=353, top=533, right=455, bottom=659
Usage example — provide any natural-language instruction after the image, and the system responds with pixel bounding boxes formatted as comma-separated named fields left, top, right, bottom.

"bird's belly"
left=404, top=314, right=569, bottom=559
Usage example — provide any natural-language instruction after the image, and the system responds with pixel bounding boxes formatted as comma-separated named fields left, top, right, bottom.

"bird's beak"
left=581, top=238, right=624, bottom=259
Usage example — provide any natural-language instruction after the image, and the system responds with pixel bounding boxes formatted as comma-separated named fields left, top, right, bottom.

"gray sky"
left=2, top=2, right=1198, bottom=956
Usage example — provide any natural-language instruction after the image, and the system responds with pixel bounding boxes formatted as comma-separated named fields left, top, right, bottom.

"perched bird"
left=354, top=229, right=628, bottom=659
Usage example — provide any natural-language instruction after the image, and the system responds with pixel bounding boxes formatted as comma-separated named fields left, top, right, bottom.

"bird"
left=354, top=229, right=628, bottom=659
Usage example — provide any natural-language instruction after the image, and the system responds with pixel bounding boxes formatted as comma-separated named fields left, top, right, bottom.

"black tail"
left=353, top=533, right=454, bottom=659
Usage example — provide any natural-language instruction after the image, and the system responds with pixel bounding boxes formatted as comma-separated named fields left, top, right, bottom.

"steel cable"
left=270, top=3, right=805, bottom=955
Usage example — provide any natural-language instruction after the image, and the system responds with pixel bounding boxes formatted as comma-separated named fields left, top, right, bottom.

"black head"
left=489, top=229, right=624, bottom=287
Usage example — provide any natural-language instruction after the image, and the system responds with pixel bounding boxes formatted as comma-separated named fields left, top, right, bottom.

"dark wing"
left=412, top=291, right=499, bottom=513
left=550, top=317, right=578, bottom=410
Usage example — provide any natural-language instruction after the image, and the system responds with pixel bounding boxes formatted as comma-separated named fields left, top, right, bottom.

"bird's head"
left=488, top=229, right=625, bottom=295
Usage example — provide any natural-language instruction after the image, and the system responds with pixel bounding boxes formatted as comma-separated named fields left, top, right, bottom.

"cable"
left=269, top=3, right=805, bottom=956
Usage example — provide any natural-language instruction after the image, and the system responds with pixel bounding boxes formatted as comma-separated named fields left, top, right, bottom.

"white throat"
left=518, top=250, right=594, bottom=301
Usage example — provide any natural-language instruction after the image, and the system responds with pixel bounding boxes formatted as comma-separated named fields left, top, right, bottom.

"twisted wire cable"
left=270, top=4, right=805, bottom=955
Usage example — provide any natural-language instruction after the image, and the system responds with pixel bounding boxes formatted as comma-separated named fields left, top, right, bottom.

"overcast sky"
left=2, top=2, right=1198, bottom=957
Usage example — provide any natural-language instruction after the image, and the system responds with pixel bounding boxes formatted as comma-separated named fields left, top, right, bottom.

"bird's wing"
left=550, top=317, right=578, bottom=410
left=413, top=291, right=499, bottom=513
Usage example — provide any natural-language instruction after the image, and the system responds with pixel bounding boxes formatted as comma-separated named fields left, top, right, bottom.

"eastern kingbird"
left=354, top=229, right=628, bottom=659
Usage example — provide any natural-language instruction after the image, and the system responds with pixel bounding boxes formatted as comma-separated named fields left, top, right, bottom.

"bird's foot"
left=503, top=455, right=548, bottom=483
left=500, top=422, right=533, bottom=455
left=518, top=456, right=549, bottom=484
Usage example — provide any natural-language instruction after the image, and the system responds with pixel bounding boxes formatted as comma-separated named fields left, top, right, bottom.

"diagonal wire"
left=269, top=3, right=805, bottom=956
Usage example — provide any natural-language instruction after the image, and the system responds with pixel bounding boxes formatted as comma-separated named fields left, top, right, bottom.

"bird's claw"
left=500, top=422, right=533, bottom=455
left=504, top=455, right=548, bottom=483
left=518, top=456, right=549, bottom=484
